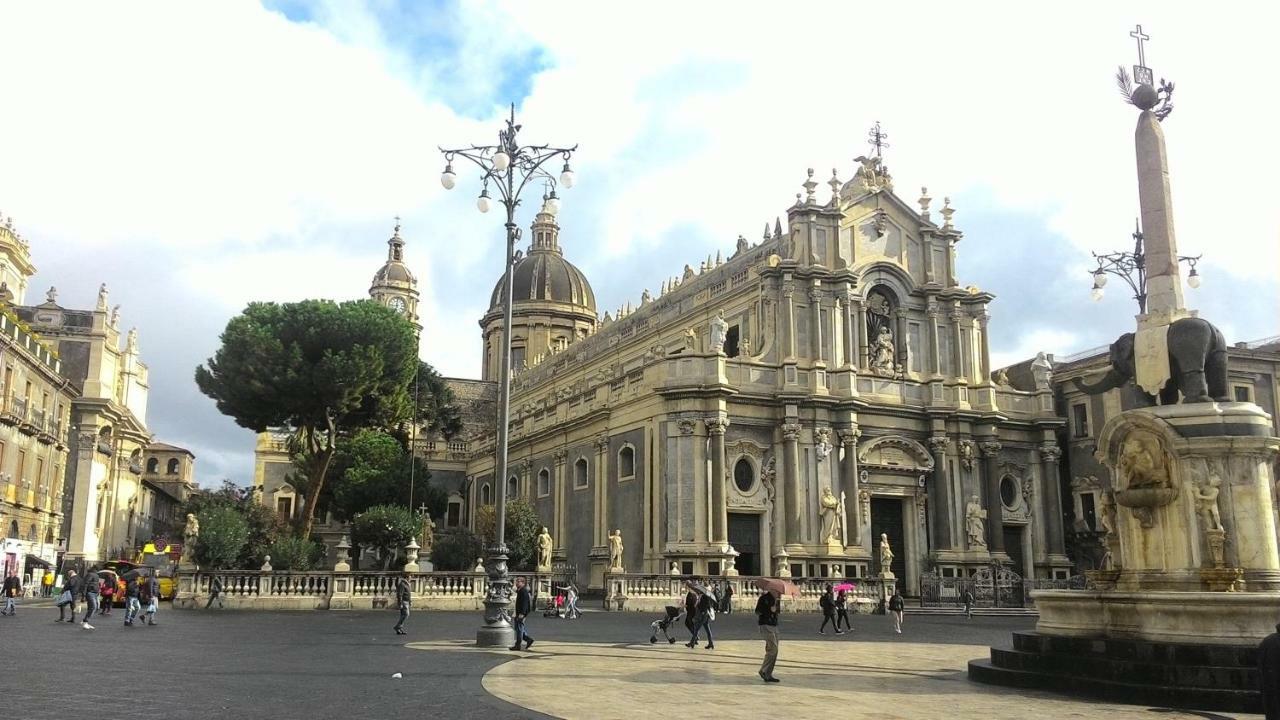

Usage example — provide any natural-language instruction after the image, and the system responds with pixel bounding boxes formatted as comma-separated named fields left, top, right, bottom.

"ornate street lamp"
left=439, top=104, right=576, bottom=647
left=1088, top=220, right=1201, bottom=313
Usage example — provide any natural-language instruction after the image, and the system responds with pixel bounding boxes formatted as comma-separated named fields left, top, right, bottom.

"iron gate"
left=919, top=564, right=1025, bottom=608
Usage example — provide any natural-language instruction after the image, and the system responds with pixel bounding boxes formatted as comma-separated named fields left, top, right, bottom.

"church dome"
left=488, top=210, right=595, bottom=313
left=372, top=223, right=416, bottom=286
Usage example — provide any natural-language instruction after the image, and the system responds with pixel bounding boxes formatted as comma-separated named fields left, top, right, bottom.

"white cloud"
left=1, top=1, right=1275, bottom=484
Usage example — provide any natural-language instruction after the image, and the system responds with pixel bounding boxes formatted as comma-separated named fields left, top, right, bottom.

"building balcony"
left=15, top=397, right=36, bottom=435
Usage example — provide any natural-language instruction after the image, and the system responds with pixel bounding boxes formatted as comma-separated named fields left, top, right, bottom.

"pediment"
left=857, top=436, right=933, bottom=472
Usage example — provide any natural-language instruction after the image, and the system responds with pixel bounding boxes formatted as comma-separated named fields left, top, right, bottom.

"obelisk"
left=1134, top=102, right=1184, bottom=321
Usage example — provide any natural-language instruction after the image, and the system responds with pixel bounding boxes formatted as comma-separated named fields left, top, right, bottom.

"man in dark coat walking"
left=683, top=587, right=699, bottom=645
left=393, top=572, right=412, bottom=635
left=510, top=576, right=534, bottom=651
left=56, top=569, right=82, bottom=623
left=1259, top=623, right=1280, bottom=720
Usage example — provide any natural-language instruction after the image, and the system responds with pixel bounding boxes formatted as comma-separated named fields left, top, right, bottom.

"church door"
left=870, top=497, right=906, bottom=581
left=728, top=512, right=760, bottom=577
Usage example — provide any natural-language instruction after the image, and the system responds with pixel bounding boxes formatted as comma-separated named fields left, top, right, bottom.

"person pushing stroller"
left=650, top=605, right=683, bottom=644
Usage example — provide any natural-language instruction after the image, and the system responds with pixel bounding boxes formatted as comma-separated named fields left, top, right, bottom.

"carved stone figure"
left=879, top=533, right=895, bottom=575
left=180, top=513, right=200, bottom=565
left=640, top=288, right=651, bottom=305
left=537, top=526, right=553, bottom=570
left=45, top=286, right=57, bottom=304
left=96, top=283, right=108, bottom=310
left=965, top=496, right=988, bottom=548
left=819, top=486, right=840, bottom=542
left=682, top=264, right=695, bottom=281
left=1071, top=316, right=1229, bottom=405
left=1099, top=489, right=1117, bottom=537
left=735, top=234, right=749, bottom=256
left=683, top=327, right=697, bottom=352
left=126, top=327, right=138, bottom=353
left=760, top=455, right=776, bottom=506
left=740, top=337, right=751, bottom=357
left=709, top=311, right=729, bottom=355
left=1118, top=434, right=1170, bottom=490
left=958, top=440, right=975, bottom=472
left=670, top=562, right=680, bottom=576
left=993, top=368, right=1011, bottom=387
left=871, top=325, right=896, bottom=376
left=814, top=428, right=833, bottom=461
left=608, top=529, right=624, bottom=570
left=1195, top=472, right=1224, bottom=531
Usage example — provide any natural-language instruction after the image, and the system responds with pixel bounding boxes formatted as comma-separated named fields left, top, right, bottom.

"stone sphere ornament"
left=1131, top=84, right=1159, bottom=110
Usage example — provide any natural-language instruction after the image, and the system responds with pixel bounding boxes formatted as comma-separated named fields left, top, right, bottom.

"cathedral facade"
left=460, top=158, right=1072, bottom=592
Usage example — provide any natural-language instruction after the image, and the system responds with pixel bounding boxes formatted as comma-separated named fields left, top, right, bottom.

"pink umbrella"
left=834, top=582, right=856, bottom=593
left=754, top=577, right=801, bottom=598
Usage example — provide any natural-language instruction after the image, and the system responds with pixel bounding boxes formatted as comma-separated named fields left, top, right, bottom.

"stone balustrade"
left=604, top=573, right=885, bottom=614
left=176, top=569, right=574, bottom=612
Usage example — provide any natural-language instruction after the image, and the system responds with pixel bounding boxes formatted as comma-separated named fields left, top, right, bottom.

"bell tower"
left=0, top=213, right=35, bottom=304
left=369, top=219, right=421, bottom=336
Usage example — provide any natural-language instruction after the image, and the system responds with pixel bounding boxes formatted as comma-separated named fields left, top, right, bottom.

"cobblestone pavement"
left=1, top=606, right=1260, bottom=719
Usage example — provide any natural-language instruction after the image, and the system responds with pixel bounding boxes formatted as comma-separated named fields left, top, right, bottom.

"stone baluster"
left=980, top=440, right=1005, bottom=553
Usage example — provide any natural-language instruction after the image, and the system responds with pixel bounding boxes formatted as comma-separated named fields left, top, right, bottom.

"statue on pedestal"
left=1195, top=472, right=1224, bottom=531
left=871, top=325, right=896, bottom=376
left=180, top=513, right=200, bottom=566
left=965, top=496, right=988, bottom=548
left=879, top=533, right=895, bottom=577
left=670, top=562, right=680, bottom=576
left=819, top=487, right=840, bottom=543
left=536, top=527, right=553, bottom=570
left=608, top=529, right=624, bottom=571
left=709, top=311, right=729, bottom=355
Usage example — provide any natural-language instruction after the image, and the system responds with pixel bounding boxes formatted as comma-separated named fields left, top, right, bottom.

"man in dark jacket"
left=686, top=588, right=715, bottom=650
left=81, top=567, right=100, bottom=630
left=509, top=576, right=533, bottom=651
left=888, top=589, right=905, bottom=634
left=1, top=573, right=20, bottom=615
left=1259, top=622, right=1280, bottom=720
left=393, top=572, right=412, bottom=635
left=756, top=590, right=781, bottom=683
left=721, top=582, right=734, bottom=614
left=56, top=569, right=82, bottom=623
left=123, top=574, right=141, bottom=626
left=818, top=584, right=842, bottom=635
left=683, top=588, right=699, bottom=645
left=205, top=575, right=225, bottom=609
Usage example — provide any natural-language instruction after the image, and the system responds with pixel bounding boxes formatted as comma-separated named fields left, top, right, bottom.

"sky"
left=0, top=1, right=1275, bottom=487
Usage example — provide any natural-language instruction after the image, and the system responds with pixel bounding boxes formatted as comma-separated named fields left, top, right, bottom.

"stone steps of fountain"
left=967, top=631, right=1261, bottom=714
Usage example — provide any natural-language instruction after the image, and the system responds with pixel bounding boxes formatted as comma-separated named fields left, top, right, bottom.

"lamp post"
left=1089, top=220, right=1201, bottom=312
left=439, top=104, right=576, bottom=647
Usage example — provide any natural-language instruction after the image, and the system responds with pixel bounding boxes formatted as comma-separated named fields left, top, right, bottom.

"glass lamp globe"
left=1187, top=271, right=1201, bottom=289
left=440, top=165, right=456, bottom=190
left=1092, top=271, right=1107, bottom=288
left=545, top=196, right=560, bottom=214
left=560, top=162, right=575, bottom=188
left=1090, top=287, right=1104, bottom=302
left=492, top=151, right=510, bottom=171
left=477, top=192, right=491, bottom=213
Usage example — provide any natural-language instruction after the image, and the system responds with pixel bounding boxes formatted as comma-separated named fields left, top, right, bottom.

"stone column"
left=949, top=309, right=965, bottom=379
left=976, top=311, right=992, bottom=384
left=809, top=285, right=824, bottom=362
left=595, top=435, right=610, bottom=547
left=692, top=424, right=709, bottom=543
left=980, top=440, right=1005, bottom=553
left=706, top=416, right=729, bottom=544
left=1038, top=444, right=1066, bottom=556
left=853, top=297, right=868, bottom=369
left=843, top=291, right=858, bottom=370
left=838, top=426, right=860, bottom=546
left=781, top=279, right=797, bottom=361
left=832, top=296, right=845, bottom=367
left=782, top=422, right=802, bottom=545
left=896, top=309, right=909, bottom=372
left=928, top=436, right=954, bottom=550
left=1135, top=110, right=1184, bottom=316
left=553, top=450, right=567, bottom=552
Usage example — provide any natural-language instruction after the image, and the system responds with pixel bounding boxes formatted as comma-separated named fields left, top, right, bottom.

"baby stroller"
left=649, top=605, right=683, bottom=644
left=543, top=591, right=565, bottom=618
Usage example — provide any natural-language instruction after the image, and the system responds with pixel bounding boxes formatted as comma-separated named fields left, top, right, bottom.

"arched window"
left=574, top=457, right=588, bottom=489
left=44, top=527, right=53, bottom=544
left=617, top=445, right=635, bottom=480
left=481, top=483, right=492, bottom=506
left=537, top=468, right=551, bottom=498
left=167, top=458, right=179, bottom=474
left=8, top=520, right=17, bottom=538
left=733, top=457, right=755, bottom=493
left=507, top=476, right=519, bottom=499
left=27, top=524, right=37, bottom=541
left=146, top=458, right=159, bottom=473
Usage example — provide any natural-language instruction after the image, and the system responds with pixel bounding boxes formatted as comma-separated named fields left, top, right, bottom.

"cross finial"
left=868, top=121, right=889, bottom=159
left=394, top=215, right=401, bottom=233
left=1130, top=25, right=1150, bottom=69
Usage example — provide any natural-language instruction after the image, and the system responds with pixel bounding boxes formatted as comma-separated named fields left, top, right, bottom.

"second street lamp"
left=439, top=104, right=577, bottom=648
left=1089, top=220, right=1201, bottom=312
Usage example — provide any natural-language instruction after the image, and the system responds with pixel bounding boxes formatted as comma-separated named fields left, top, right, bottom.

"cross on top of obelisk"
left=867, top=121, right=889, bottom=159
left=1130, top=24, right=1154, bottom=86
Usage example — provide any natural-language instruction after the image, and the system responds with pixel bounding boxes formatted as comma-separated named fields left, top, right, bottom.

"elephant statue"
left=1073, top=316, right=1228, bottom=406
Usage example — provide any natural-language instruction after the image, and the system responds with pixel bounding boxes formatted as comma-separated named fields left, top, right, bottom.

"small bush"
left=267, top=535, right=325, bottom=571
left=195, top=507, right=249, bottom=570
left=431, top=528, right=483, bottom=571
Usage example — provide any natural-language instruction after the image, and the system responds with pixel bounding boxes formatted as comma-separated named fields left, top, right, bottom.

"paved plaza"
left=2, top=605, right=1263, bottom=719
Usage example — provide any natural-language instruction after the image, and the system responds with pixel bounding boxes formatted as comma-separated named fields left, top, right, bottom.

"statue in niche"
left=819, top=486, right=840, bottom=542
left=1195, top=471, right=1224, bottom=531
left=871, top=325, right=897, bottom=376
left=760, top=455, right=776, bottom=506
left=1118, top=434, right=1170, bottom=491
left=709, top=311, right=729, bottom=355
left=965, top=496, right=987, bottom=548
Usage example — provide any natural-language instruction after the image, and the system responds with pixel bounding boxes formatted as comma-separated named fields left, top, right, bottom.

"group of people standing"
left=51, top=567, right=160, bottom=629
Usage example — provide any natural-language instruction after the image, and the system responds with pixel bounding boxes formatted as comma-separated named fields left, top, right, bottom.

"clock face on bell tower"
left=389, top=296, right=407, bottom=314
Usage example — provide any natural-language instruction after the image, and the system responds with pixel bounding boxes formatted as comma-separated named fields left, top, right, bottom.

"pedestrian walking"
left=683, top=587, right=699, bottom=645
left=509, top=576, right=534, bottom=651
left=81, top=566, right=99, bottom=630
left=2, top=573, right=20, bottom=615
left=835, top=590, right=852, bottom=632
left=1260, top=622, right=1280, bottom=720
left=961, top=588, right=975, bottom=619
left=205, top=575, right=224, bottom=609
left=123, top=573, right=141, bottom=627
left=99, top=574, right=114, bottom=616
left=142, top=573, right=160, bottom=626
left=393, top=571, right=411, bottom=635
left=56, top=569, right=82, bottom=623
left=756, top=588, right=781, bottom=684
left=721, top=582, right=734, bottom=615
left=686, top=583, right=716, bottom=650
left=564, top=583, right=581, bottom=620
left=818, top=584, right=842, bottom=635
left=888, top=589, right=905, bottom=634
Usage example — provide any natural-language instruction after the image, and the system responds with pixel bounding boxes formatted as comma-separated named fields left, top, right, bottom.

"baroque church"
left=257, top=154, right=1075, bottom=594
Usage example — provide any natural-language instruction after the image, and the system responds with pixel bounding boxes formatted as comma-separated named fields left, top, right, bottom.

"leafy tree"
left=410, top=361, right=464, bottom=439
left=183, top=481, right=286, bottom=568
left=267, top=535, right=325, bottom=571
left=474, top=499, right=543, bottom=571
left=351, top=504, right=418, bottom=570
left=195, top=506, right=250, bottom=570
left=326, top=429, right=450, bottom=522
left=431, top=528, right=483, bottom=571
left=195, top=300, right=418, bottom=538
